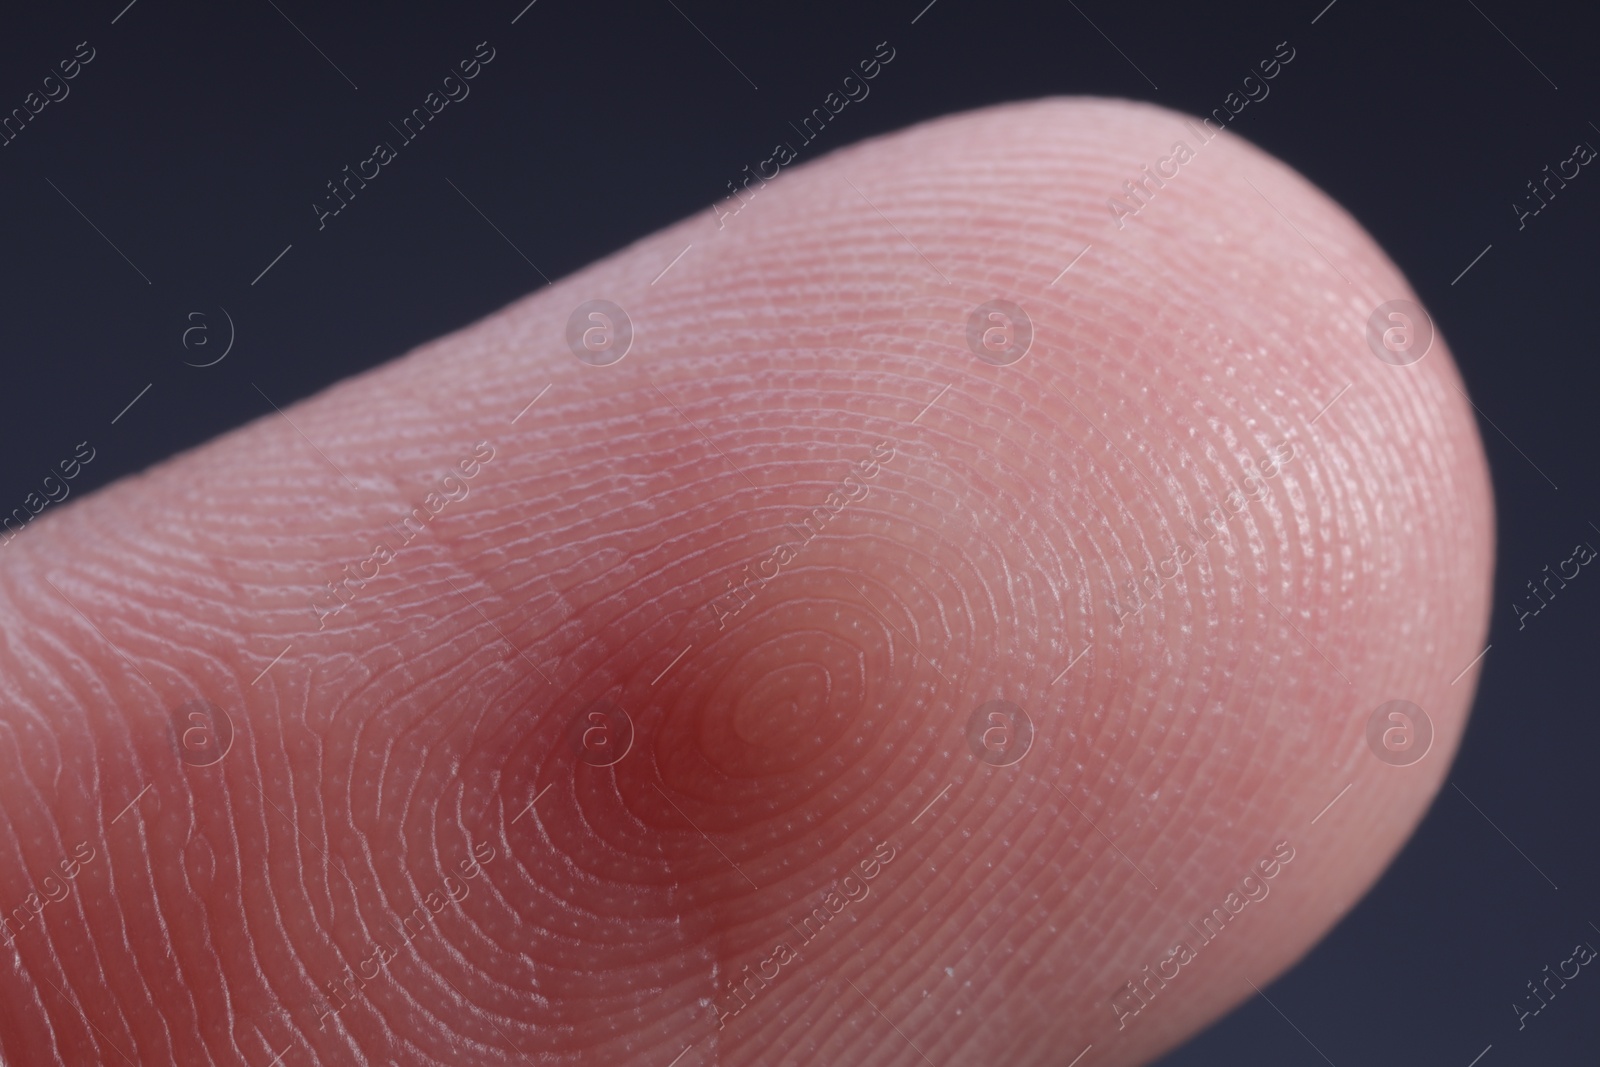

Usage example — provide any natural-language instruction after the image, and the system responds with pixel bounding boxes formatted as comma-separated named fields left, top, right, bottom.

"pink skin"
left=0, top=98, right=1491, bottom=1066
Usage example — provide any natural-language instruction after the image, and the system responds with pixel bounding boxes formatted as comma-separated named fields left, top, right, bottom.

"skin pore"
left=0, top=98, right=1492, bottom=1066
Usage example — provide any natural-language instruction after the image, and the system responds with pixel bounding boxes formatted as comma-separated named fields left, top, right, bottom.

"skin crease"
left=0, top=98, right=1492, bottom=1066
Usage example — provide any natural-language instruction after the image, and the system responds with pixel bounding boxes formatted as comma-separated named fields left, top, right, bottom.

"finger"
left=0, top=97, right=1492, bottom=1067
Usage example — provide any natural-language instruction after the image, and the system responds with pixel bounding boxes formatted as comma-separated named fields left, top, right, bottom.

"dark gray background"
left=0, top=1, right=1594, bottom=1063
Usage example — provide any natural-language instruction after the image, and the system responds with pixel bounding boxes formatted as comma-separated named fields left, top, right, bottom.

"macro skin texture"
left=0, top=98, right=1492, bottom=1066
